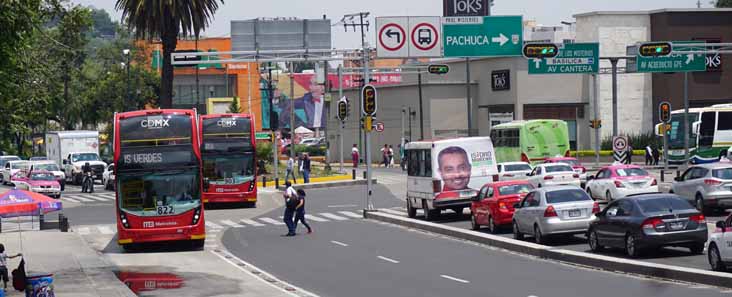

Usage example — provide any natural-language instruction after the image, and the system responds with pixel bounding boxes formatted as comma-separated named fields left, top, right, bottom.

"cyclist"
left=81, top=162, right=94, bottom=193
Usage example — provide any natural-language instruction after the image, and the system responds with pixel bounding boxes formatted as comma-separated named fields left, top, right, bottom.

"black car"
left=587, top=193, right=708, bottom=257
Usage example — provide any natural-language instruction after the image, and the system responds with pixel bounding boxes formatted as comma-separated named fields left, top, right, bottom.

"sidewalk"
left=0, top=230, right=135, bottom=297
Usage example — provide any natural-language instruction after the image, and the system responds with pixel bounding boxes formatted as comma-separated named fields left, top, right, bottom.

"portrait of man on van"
left=437, top=146, right=472, bottom=192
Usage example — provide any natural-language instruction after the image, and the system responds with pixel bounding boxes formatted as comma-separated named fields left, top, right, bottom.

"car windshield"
left=30, top=173, right=56, bottom=181
left=615, top=168, right=649, bottom=177
left=545, top=189, right=591, bottom=204
left=545, top=165, right=573, bottom=173
left=637, top=197, right=695, bottom=213
left=11, top=162, right=29, bottom=170
left=34, top=163, right=60, bottom=172
left=713, top=168, right=732, bottom=180
left=505, top=164, right=531, bottom=171
left=202, top=154, right=255, bottom=185
left=30, top=157, right=47, bottom=161
left=118, top=169, right=200, bottom=217
left=72, top=153, right=100, bottom=162
left=555, top=159, right=578, bottom=166
left=498, top=184, right=532, bottom=195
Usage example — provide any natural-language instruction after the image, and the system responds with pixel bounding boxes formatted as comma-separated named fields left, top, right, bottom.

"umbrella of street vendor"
left=0, top=190, right=62, bottom=218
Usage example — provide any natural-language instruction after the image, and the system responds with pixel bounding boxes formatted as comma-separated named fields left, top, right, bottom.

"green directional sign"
left=528, top=43, right=599, bottom=75
left=443, top=16, right=523, bottom=57
left=636, top=41, right=706, bottom=73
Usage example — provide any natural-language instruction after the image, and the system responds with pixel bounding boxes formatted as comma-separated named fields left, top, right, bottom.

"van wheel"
left=406, top=199, right=417, bottom=218
left=422, top=200, right=439, bottom=221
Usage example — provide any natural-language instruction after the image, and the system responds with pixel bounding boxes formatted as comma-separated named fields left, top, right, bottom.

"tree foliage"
left=228, top=97, right=242, bottom=113
left=716, top=0, right=732, bottom=7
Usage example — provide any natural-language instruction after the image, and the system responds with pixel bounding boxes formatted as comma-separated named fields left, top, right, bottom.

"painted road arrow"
left=386, top=29, right=401, bottom=43
left=491, top=33, right=508, bottom=46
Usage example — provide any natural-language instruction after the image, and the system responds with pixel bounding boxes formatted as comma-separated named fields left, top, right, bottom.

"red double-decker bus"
left=113, top=109, right=205, bottom=250
left=199, top=113, right=257, bottom=205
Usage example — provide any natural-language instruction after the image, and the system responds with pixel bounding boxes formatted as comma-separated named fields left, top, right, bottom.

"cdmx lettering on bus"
left=140, top=118, right=170, bottom=129
left=217, top=119, right=237, bottom=128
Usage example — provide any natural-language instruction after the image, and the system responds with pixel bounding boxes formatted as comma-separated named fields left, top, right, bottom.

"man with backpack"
left=283, top=181, right=299, bottom=236
left=293, top=188, right=312, bottom=234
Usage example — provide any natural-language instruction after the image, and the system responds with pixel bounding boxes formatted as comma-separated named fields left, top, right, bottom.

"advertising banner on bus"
left=432, top=137, right=498, bottom=196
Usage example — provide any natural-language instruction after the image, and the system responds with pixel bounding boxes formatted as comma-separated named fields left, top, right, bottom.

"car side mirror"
left=587, top=176, right=594, bottom=181
left=526, top=173, right=531, bottom=177
left=471, top=195, right=482, bottom=202
left=717, top=221, right=726, bottom=231
left=513, top=203, right=521, bottom=209
left=62, top=160, right=68, bottom=165
left=674, top=176, right=682, bottom=182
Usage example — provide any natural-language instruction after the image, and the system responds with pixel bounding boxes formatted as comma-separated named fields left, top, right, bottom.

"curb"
left=277, top=179, right=377, bottom=191
left=364, top=211, right=732, bottom=289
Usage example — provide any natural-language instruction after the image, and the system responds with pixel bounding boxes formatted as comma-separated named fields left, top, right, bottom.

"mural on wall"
left=260, top=72, right=403, bottom=131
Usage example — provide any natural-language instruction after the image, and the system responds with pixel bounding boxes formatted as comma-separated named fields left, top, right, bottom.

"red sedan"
left=471, top=180, right=533, bottom=234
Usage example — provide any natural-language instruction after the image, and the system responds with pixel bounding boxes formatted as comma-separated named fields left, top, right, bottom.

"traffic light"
left=659, top=101, right=671, bottom=123
left=589, top=120, right=602, bottom=129
left=362, top=85, right=377, bottom=116
left=363, top=116, right=373, bottom=132
left=337, top=100, right=348, bottom=122
left=522, top=43, right=559, bottom=59
left=427, top=64, right=450, bottom=75
left=638, top=42, right=672, bottom=57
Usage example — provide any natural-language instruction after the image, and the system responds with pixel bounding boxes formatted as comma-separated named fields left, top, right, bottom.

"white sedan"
left=709, top=214, right=732, bottom=272
left=585, top=164, right=658, bottom=201
left=527, top=163, right=581, bottom=189
left=497, top=162, right=533, bottom=181
left=103, top=164, right=115, bottom=191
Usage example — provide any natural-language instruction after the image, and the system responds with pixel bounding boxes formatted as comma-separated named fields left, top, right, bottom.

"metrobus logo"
left=141, top=116, right=170, bottom=129
left=217, top=119, right=237, bottom=128
left=142, top=221, right=154, bottom=228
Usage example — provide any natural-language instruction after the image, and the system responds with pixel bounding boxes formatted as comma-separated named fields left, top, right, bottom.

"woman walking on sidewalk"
left=293, top=189, right=312, bottom=234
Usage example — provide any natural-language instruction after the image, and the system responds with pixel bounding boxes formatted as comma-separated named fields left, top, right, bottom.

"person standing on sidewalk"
left=388, top=145, right=395, bottom=168
left=283, top=181, right=298, bottom=236
left=297, top=153, right=304, bottom=177
left=381, top=144, right=389, bottom=167
left=0, top=244, right=21, bottom=291
left=293, top=188, right=312, bottom=234
left=286, top=155, right=297, bottom=184
left=302, top=153, right=312, bottom=184
left=351, top=144, right=359, bottom=168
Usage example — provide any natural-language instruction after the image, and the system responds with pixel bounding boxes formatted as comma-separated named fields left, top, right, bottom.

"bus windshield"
left=668, top=113, right=698, bottom=149
left=118, top=168, right=200, bottom=217
left=202, top=154, right=255, bottom=185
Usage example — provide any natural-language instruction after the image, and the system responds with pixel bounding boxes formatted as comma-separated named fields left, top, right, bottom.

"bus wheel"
left=121, top=243, right=138, bottom=253
left=406, top=199, right=417, bottom=218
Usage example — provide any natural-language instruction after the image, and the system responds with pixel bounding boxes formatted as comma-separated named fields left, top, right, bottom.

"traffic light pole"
left=684, top=72, right=690, bottom=165
left=592, top=74, right=600, bottom=167
left=338, top=66, right=344, bottom=173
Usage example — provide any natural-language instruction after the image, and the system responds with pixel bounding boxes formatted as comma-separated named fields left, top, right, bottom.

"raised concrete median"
left=364, top=210, right=732, bottom=289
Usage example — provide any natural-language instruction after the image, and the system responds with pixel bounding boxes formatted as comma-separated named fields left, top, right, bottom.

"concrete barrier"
left=364, top=210, right=732, bottom=289
left=277, top=179, right=377, bottom=191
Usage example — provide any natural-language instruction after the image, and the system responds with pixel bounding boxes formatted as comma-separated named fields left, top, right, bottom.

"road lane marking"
left=98, top=225, right=115, bottom=235
left=379, top=208, right=407, bottom=216
left=221, top=220, right=245, bottom=228
left=304, top=214, right=329, bottom=222
left=82, top=194, right=111, bottom=202
left=330, top=240, right=349, bottom=247
left=259, top=217, right=286, bottom=225
left=206, top=221, right=224, bottom=229
left=318, top=212, right=349, bottom=221
left=377, top=256, right=400, bottom=264
left=62, top=197, right=80, bottom=203
left=70, top=196, right=94, bottom=202
left=440, top=274, right=470, bottom=284
left=327, top=204, right=358, bottom=208
left=337, top=211, right=363, bottom=218
left=240, top=219, right=266, bottom=227
left=76, top=227, right=90, bottom=235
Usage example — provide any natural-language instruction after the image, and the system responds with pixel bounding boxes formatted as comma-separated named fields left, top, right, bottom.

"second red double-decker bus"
left=114, top=109, right=205, bottom=250
left=199, top=113, right=257, bottom=205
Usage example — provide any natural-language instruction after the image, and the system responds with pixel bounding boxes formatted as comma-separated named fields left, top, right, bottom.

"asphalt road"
left=223, top=184, right=732, bottom=297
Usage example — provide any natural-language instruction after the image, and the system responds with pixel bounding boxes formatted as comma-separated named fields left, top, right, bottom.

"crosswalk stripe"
left=337, top=211, right=363, bottom=219
left=304, top=214, right=329, bottom=222
left=76, top=227, right=90, bottom=235
left=206, top=221, right=224, bottom=229
left=83, top=194, right=111, bottom=202
left=258, top=217, right=285, bottom=225
left=318, top=212, right=349, bottom=221
left=380, top=208, right=407, bottom=216
left=220, top=220, right=244, bottom=228
left=98, top=226, right=115, bottom=235
left=70, top=196, right=94, bottom=202
left=62, top=197, right=80, bottom=203
left=240, top=219, right=265, bottom=227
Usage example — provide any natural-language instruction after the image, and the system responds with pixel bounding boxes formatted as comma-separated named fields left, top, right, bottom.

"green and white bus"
left=659, top=104, right=732, bottom=164
left=490, top=120, right=571, bottom=164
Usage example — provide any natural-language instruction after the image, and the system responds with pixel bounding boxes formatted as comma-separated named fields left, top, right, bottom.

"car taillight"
left=544, top=175, right=554, bottom=180
left=192, top=206, right=202, bottom=225
left=544, top=205, right=557, bottom=217
left=642, top=217, right=664, bottom=230
left=592, top=202, right=600, bottom=214
left=704, top=179, right=722, bottom=186
left=650, top=178, right=657, bottom=186
left=689, top=214, right=706, bottom=224
left=119, top=212, right=130, bottom=229
left=499, top=202, right=507, bottom=209
left=521, top=153, right=530, bottom=163
left=573, top=174, right=580, bottom=178
left=614, top=180, right=625, bottom=188
left=432, top=180, right=442, bottom=193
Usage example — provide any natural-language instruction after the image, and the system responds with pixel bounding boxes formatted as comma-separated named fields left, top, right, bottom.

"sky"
left=74, top=0, right=704, bottom=49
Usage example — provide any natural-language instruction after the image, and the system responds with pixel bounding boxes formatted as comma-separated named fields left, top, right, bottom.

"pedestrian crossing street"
left=61, top=192, right=115, bottom=204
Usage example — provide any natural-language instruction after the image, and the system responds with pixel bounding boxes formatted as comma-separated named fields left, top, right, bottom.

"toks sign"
left=443, top=0, right=490, bottom=17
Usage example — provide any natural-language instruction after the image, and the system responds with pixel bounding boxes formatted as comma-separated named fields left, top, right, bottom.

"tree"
left=115, top=0, right=224, bottom=109
left=716, top=0, right=732, bottom=7
left=228, top=97, right=242, bottom=113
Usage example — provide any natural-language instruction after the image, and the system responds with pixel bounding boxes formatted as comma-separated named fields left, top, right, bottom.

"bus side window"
left=418, top=150, right=426, bottom=177
left=424, top=150, right=432, bottom=177
left=699, top=112, right=716, bottom=147
left=407, top=150, right=418, bottom=176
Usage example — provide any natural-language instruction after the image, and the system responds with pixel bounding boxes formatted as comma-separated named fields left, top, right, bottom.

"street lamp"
left=123, top=49, right=131, bottom=111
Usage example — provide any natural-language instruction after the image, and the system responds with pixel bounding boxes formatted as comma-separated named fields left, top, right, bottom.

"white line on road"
left=76, top=227, right=90, bottom=235
left=62, top=197, right=80, bottom=203
left=206, top=221, right=224, bottom=229
left=304, top=214, right=329, bottom=222
left=221, top=220, right=245, bottom=228
left=259, top=217, right=285, bottom=225
left=318, top=212, right=349, bottom=221
left=379, top=208, right=407, bottom=216
left=440, top=274, right=470, bottom=284
left=82, top=194, right=111, bottom=202
left=337, top=211, right=363, bottom=218
left=377, top=256, right=400, bottom=264
left=240, top=219, right=266, bottom=227
left=70, top=196, right=94, bottom=202
left=330, top=240, right=349, bottom=247
left=97, top=225, right=115, bottom=235
left=327, top=204, right=358, bottom=208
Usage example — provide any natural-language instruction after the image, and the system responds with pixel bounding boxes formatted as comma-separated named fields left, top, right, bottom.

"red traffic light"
left=659, top=101, right=672, bottom=123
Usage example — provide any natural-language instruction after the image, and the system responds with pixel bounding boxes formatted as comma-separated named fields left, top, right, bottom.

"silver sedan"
left=671, top=162, right=732, bottom=214
left=512, top=186, right=599, bottom=244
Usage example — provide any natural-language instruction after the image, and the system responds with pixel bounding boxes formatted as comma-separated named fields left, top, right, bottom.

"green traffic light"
left=541, top=48, right=548, bottom=54
left=655, top=47, right=662, bottom=53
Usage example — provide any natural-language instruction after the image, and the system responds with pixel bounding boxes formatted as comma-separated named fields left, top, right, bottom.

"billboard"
left=432, top=137, right=498, bottom=197
left=231, top=18, right=332, bottom=51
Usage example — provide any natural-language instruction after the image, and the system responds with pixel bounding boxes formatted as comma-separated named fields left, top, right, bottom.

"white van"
left=405, top=137, right=498, bottom=220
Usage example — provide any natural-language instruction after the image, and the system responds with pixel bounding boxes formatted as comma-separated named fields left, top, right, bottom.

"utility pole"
left=341, top=12, right=370, bottom=165
left=418, top=72, right=425, bottom=140
left=338, top=65, right=344, bottom=173
left=290, top=62, right=296, bottom=162
left=267, top=63, right=279, bottom=187
left=465, top=58, right=472, bottom=136
left=610, top=58, right=619, bottom=137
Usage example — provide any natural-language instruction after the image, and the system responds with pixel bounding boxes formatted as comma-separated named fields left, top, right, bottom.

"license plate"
left=568, top=210, right=581, bottom=217
left=669, top=221, right=685, bottom=230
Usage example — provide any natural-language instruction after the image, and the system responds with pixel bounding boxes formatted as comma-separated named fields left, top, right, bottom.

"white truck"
left=45, top=131, right=107, bottom=185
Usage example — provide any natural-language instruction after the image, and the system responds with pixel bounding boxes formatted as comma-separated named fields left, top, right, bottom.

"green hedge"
left=569, top=150, right=648, bottom=157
